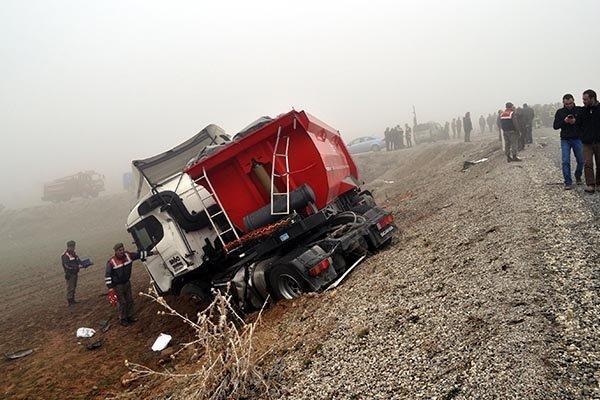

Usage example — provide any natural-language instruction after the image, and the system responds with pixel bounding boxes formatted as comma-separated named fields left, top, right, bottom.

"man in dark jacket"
left=522, top=104, right=535, bottom=144
left=62, top=240, right=83, bottom=306
left=553, top=93, right=583, bottom=190
left=463, top=112, right=473, bottom=142
left=105, top=243, right=152, bottom=326
left=579, top=89, right=600, bottom=193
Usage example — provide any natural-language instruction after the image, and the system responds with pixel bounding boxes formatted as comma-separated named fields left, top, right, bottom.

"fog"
left=1, top=0, right=598, bottom=207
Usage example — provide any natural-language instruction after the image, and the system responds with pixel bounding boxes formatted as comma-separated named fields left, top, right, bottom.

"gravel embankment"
left=269, top=132, right=600, bottom=400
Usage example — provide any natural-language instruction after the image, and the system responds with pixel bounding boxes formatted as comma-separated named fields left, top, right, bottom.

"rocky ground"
left=262, top=130, right=600, bottom=400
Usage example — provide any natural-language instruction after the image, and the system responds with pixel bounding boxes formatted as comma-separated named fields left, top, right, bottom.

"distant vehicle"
left=42, top=171, right=105, bottom=203
left=347, top=136, right=385, bottom=154
left=413, top=122, right=444, bottom=144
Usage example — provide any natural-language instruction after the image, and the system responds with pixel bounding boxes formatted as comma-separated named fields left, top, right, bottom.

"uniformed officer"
left=62, top=240, right=83, bottom=306
left=105, top=243, right=153, bottom=326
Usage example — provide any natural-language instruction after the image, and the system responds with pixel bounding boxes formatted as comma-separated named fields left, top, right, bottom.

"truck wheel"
left=371, top=144, right=381, bottom=152
left=268, top=264, right=307, bottom=300
left=181, top=282, right=210, bottom=306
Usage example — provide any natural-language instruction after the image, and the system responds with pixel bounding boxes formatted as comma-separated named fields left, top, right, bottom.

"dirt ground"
left=2, top=129, right=598, bottom=399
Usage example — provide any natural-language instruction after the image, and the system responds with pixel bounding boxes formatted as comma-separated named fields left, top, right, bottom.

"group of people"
left=553, top=90, right=600, bottom=191
left=498, top=90, right=600, bottom=192
left=479, top=113, right=500, bottom=135
left=384, top=124, right=413, bottom=151
left=61, top=240, right=152, bottom=326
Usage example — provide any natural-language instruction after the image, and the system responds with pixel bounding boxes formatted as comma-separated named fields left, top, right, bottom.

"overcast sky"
left=1, top=0, right=599, bottom=207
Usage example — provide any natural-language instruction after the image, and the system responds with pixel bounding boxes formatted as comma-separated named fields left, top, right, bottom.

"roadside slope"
left=268, top=133, right=599, bottom=399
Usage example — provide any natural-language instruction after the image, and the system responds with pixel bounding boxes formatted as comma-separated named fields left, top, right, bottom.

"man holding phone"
left=553, top=94, right=583, bottom=190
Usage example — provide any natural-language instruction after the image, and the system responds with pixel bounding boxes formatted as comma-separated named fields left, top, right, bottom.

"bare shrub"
left=125, top=285, right=272, bottom=400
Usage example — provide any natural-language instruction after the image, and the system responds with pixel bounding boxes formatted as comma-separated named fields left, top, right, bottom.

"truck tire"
left=371, top=144, right=381, bottom=152
left=180, top=282, right=211, bottom=305
left=268, top=264, right=308, bottom=300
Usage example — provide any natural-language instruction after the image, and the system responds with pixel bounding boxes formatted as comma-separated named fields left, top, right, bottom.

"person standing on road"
left=514, top=107, right=526, bottom=151
left=397, top=125, right=405, bottom=149
left=405, top=124, right=413, bottom=147
left=105, top=243, right=152, bottom=326
left=479, top=115, right=486, bottom=134
left=496, top=110, right=503, bottom=141
left=463, top=112, right=473, bottom=142
left=384, top=127, right=392, bottom=152
left=456, top=116, right=463, bottom=138
left=553, top=94, right=583, bottom=190
left=522, top=104, right=535, bottom=144
left=487, top=113, right=495, bottom=134
left=62, top=240, right=83, bottom=306
left=451, top=118, right=457, bottom=138
left=579, top=89, right=600, bottom=193
left=389, top=127, right=397, bottom=150
left=500, top=102, right=522, bottom=162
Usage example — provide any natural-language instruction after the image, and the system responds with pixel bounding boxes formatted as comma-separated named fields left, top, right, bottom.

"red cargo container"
left=184, top=110, right=360, bottom=233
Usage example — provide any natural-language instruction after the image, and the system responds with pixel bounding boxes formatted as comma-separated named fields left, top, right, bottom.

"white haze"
left=1, top=0, right=599, bottom=207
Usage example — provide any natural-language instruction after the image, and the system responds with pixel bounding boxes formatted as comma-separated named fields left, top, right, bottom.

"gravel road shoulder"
left=267, top=133, right=600, bottom=400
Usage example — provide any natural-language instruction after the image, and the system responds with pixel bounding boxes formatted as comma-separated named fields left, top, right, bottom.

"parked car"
left=413, top=122, right=444, bottom=144
left=346, top=136, right=385, bottom=154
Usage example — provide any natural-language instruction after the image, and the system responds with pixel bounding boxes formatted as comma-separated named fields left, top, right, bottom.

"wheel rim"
left=277, top=274, right=303, bottom=299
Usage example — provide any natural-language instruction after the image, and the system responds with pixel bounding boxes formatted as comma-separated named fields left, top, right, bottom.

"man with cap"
left=500, top=102, right=522, bottom=162
left=105, top=243, right=153, bottom=326
left=61, top=240, right=83, bottom=306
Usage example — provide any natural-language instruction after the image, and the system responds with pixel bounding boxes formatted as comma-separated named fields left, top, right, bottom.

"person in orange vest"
left=500, top=102, right=522, bottom=162
left=61, top=240, right=84, bottom=306
left=105, top=243, right=153, bottom=326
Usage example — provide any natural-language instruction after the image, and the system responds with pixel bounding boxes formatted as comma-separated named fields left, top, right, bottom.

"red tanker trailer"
left=127, top=110, right=395, bottom=310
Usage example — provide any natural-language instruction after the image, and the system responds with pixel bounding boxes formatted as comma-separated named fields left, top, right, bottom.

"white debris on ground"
left=75, top=328, right=95, bottom=338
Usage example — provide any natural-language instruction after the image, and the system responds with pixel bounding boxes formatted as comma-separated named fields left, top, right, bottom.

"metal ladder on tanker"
left=270, top=126, right=291, bottom=215
left=192, top=167, right=240, bottom=250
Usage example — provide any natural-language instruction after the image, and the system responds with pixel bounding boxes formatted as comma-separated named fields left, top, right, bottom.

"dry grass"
left=125, top=285, right=273, bottom=400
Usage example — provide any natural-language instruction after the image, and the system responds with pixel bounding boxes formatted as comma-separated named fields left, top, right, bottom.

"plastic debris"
left=151, top=333, right=172, bottom=352
left=4, top=349, right=33, bottom=360
left=462, top=158, right=489, bottom=170
left=86, top=340, right=103, bottom=351
left=76, top=327, right=96, bottom=338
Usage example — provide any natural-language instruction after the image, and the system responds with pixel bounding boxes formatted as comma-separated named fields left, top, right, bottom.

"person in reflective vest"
left=105, top=243, right=153, bottom=326
left=500, top=102, right=523, bottom=162
left=61, top=240, right=83, bottom=306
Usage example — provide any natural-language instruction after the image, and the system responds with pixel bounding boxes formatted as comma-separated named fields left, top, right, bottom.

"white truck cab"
left=127, top=125, right=229, bottom=294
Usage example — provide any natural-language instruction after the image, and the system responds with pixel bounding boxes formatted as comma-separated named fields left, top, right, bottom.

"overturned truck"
left=127, top=110, right=396, bottom=310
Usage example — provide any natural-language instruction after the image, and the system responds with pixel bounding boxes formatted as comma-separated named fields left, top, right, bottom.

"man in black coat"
left=579, top=89, right=600, bottom=193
